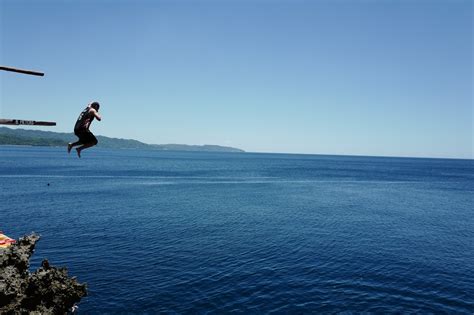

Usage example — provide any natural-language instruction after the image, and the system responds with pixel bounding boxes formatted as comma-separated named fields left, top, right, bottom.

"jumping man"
left=68, top=101, right=102, bottom=158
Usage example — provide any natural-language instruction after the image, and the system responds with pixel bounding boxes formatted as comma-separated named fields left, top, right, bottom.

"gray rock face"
left=0, top=233, right=87, bottom=314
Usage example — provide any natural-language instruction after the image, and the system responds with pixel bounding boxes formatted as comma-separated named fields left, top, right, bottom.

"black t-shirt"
left=74, top=107, right=95, bottom=131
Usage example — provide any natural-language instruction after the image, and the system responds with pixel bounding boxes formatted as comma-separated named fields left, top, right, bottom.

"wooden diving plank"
left=0, top=66, right=44, bottom=77
left=0, top=119, right=56, bottom=126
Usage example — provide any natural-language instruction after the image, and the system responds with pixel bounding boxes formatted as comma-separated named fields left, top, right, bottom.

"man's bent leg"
left=73, top=131, right=97, bottom=157
left=68, top=141, right=82, bottom=153
left=75, top=140, right=97, bottom=158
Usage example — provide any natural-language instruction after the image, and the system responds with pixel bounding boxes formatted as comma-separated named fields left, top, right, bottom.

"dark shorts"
left=74, top=129, right=98, bottom=145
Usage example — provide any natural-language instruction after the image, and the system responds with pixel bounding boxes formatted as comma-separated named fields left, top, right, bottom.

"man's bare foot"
left=76, top=148, right=81, bottom=158
left=67, top=143, right=73, bottom=153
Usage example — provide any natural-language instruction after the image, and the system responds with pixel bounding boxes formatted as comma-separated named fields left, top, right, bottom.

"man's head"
left=90, top=101, right=100, bottom=111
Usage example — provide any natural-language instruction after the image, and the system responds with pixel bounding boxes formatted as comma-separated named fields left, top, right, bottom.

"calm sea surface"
left=1, top=146, right=473, bottom=314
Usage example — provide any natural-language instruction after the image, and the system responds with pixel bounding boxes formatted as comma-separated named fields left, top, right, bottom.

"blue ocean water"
left=0, top=146, right=473, bottom=314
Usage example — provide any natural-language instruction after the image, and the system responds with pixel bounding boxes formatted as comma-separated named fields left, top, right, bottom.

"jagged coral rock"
left=0, top=233, right=87, bottom=314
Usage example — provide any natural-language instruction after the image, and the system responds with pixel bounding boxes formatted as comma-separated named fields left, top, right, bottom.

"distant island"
left=0, top=127, right=245, bottom=153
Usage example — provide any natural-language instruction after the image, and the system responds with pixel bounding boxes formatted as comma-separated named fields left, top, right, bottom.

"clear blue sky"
left=1, top=0, right=472, bottom=158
